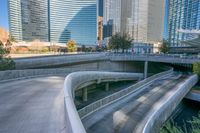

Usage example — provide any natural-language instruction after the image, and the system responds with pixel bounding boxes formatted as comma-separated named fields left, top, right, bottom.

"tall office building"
left=103, top=0, right=165, bottom=44
left=103, top=0, right=121, bottom=38
left=8, top=0, right=22, bottom=41
left=168, top=0, right=200, bottom=47
left=9, top=0, right=49, bottom=42
left=99, top=0, right=103, bottom=16
left=8, top=0, right=98, bottom=45
left=50, top=0, right=97, bottom=45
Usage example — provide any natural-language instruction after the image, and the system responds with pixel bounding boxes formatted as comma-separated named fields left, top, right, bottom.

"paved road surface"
left=0, top=76, right=66, bottom=133
left=82, top=73, right=188, bottom=133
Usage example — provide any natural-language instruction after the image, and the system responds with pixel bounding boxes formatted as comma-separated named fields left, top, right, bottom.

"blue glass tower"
left=168, top=0, right=200, bottom=47
left=9, top=0, right=98, bottom=45
left=49, top=0, right=98, bottom=45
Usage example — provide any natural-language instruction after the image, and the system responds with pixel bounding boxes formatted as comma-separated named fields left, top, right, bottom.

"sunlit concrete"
left=0, top=76, right=66, bottom=133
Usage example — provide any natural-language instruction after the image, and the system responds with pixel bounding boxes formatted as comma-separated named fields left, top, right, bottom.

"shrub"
left=0, top=44, right=15, bottom=70
left=0, top=58, right=15, bottom=70
left=41, top=47, right=49, bottom=53
left=67, top=40, right=77, bottom=52
left=160, top=112, right=200, bottom=133
left=193, top=62, right=200, bottom=76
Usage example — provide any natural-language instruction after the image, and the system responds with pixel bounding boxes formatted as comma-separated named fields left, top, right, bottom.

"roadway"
left=0, top=76, right=67, bottom=133
left=82, top=72, right=188, bottom=133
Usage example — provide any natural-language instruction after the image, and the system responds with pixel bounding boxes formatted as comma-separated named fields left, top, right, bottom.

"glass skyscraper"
left=103, top=0, right=165, bottom=44
left=8, top=0, right=98, bottom=45
left=50, top=0, right=97, bottom=45
left=8, top=0, right=23, bottom=41
left=168, top=0, right=200, bottom=47
left=9, top=0, right=49, bottom=42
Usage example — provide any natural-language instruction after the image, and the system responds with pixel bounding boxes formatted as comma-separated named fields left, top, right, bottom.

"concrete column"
left=82, top=87, right=88, bottom=102
left=105, top=83, right=109, bottom=91
left=144, top=61, right=148, bottom=79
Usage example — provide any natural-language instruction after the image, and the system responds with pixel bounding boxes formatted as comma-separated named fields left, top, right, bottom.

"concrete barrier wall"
left=63, top=71, right=147, bottom=133
left=0, top=61, right=149, bottom=82
left=78, top=68, right=174, bottom=119
left=63, top=68, right=173, bottom=133
left=14, top=53, right=108, bottom=69
left=137, top=74, right=198, bottom=133
left=108, top=53, right=199, bottom=64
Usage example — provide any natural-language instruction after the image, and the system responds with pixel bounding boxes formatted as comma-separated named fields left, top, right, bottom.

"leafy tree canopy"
left=108, top=33, right=133, bottom=53
left=159, top=39, right=170, bottom=53
left=67, top=40, right=77, bottom=52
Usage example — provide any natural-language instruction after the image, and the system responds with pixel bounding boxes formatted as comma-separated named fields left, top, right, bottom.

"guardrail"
left=14, top=53, right=108, bottom=69
left=108, top=53, right=200, bottom=64
left=63, top=69, right=173, bottom=133
left=63, top=71, right=145, bottom=133
left=140, top=74, right=198, bottom=133
left=106, top=53, right=200, bottom=59
left=14, top=52, right=105, bottom=60
left=78, top=68, right=173, bottom=119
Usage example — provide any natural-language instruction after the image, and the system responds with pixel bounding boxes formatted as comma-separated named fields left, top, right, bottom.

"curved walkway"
left=82, top=73, right=197, bottom=133
left=0, top=71, right=142, bottom=133
left=0, top=76, right=67, bottom=133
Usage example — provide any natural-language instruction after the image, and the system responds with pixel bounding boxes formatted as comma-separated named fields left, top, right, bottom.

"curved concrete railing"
left=63, top=71, right=144, bottom=133
left=1, top=60, right=138, bottom=82
left=78, top=68, right=173, bottom=119
left=185, top=90, right=200, bottom=102
left=108, top=53, right=200, bottom=64
left=136, top=74, right=198, bottom=133
left=63, top=68, right=173, bottom=133
left=15, top=53, right=108, bottom=69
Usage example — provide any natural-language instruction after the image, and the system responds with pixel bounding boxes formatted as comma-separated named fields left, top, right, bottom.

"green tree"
left=159, top=40, right=169, bottom=53
left=0, top=40, right=3, bottom=46
left=0, top=43, right=9, bottom=59
left=120, top=33, right=133, bottom=53
left=193, top=62, right=200, bottom=77
left=0, top=42, right=15, bottom=70
left=108, top=33, right=121, bottom=52
left=67, top=40, right=77, bottom=52
left=108, top=33, right=133, bottom=53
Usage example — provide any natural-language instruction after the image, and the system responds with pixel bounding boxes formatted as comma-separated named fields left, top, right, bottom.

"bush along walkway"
left=160, top=112, right=200, bottom=133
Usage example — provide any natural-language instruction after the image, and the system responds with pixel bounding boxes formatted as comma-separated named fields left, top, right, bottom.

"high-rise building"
left=168, top=0, right=200, bottom=47
left=103, top=0, right=165, bottom=44
left=21, top=0, right=49, bottom=42
left=99, top=0, right=103, bottom=16
left=50, top=0, right=97, bottom=45
left=103, top=0, right=121, bottom=38
left=8, top=0, right=22, bottom=41
left=9, top=0, right=49, bottom=42
left=8, top=0, right=98, bottom=45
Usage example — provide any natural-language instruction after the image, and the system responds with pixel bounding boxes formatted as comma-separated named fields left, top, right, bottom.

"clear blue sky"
left=0, top=0, right=9, bottom=30
left=0, top=0, right=168, bottom=38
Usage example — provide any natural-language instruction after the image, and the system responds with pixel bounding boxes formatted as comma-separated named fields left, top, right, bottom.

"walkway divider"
left=63, top=69, right=173, bottom=133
